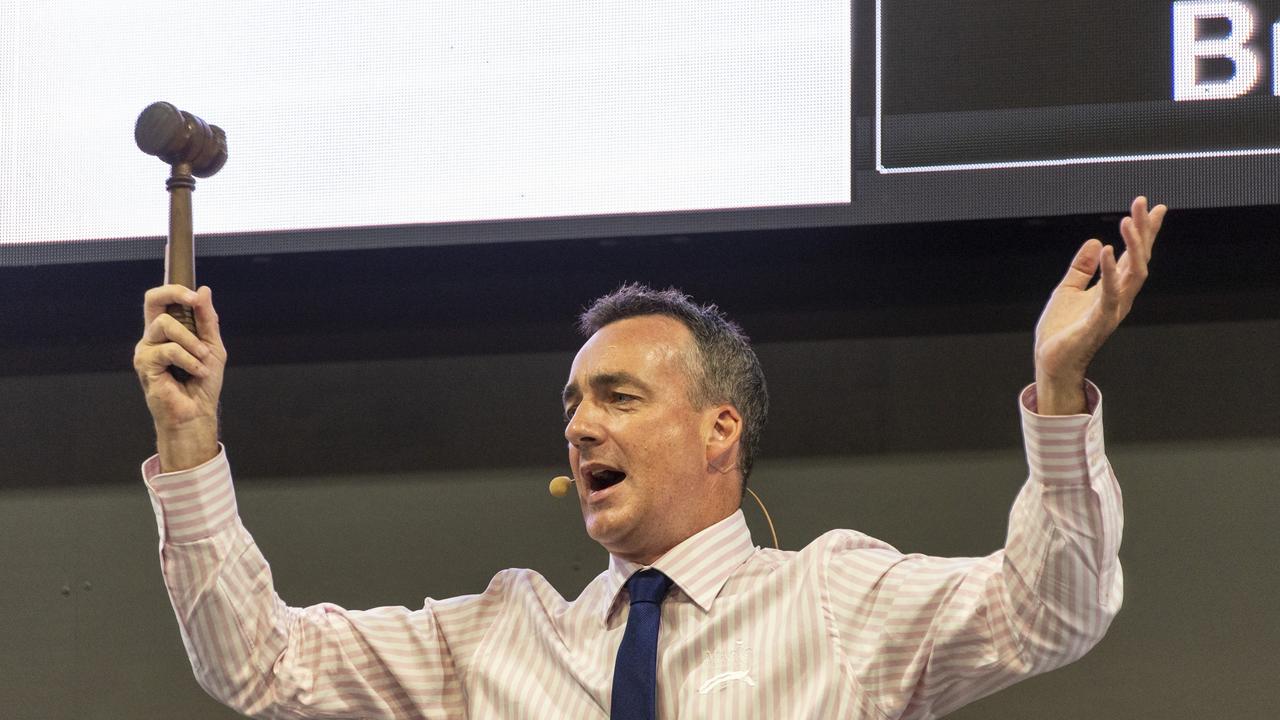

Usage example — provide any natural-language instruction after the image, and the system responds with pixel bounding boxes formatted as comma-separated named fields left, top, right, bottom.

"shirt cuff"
left=1019, top=381, right=1107, bottom=486
left=141, top=444, right=238, bottom=545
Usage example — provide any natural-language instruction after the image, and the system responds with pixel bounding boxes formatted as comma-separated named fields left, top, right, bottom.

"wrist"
left=1034, top=375, right=1088, bottom=415
left=154, top=418, right=219, bottom=473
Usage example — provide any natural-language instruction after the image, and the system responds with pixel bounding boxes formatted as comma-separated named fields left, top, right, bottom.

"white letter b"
left=1172, top=0, right=1262, bottom=101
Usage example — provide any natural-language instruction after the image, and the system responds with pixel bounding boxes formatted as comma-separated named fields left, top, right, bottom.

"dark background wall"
left=1, top=206, right=1277, bottom=718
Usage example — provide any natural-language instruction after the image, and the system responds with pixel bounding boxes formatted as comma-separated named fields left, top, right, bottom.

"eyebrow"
left=562, top=371, right=653, bottom=406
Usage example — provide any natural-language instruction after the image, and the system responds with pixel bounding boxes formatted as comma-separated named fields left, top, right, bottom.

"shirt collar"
left=599, top=509, right=756, bottom=627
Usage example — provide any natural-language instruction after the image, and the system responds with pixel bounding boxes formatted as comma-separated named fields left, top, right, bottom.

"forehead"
left=566, top=315, right=695, bottom=387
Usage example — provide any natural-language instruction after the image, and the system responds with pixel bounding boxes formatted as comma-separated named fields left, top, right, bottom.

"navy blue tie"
left=611, top=569, right=674, bottom=720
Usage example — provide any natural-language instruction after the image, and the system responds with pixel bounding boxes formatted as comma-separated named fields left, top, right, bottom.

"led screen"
left=2, top=1, right=1277, bottom=266
left=0, top=1, right=850, bottom=260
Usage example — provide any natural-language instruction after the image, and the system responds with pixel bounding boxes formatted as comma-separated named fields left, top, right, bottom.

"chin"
left=583, top=511, right=635, bottom=552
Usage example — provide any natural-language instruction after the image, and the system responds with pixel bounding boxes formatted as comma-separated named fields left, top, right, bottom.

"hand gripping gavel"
left=135, top=101, right=227, bottom=379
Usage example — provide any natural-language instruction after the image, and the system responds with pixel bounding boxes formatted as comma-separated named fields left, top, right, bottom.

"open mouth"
left=587, top=468, right=627, bottom=492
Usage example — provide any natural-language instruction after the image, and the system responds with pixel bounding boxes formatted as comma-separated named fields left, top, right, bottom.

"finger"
left=143, top=285, right=199, bottom=327
left=158, top=343, right=209, bottom=379
left=1147, top=203, right=1167, bottom=243
left=1129, top=195, right=1151, bottom=237
left=1118, top=216, right=1150, bottom=278
left=136, top=341, right=208, bottom=380
left=1059, top=238, right=1103, bottom=291
left=1126, top=197, right=1144, bottom=241
left=190, top=286, right=224, bottom=351
left=1130, top=195, right=1148, bottom=226
left=1129, top=195, right=1167, bottom=246
left=1099, top=244, right=1121, bottom=314
left=143, top=312, right=211, bottom=362
left=1120, top=196, right=1167, bottom=271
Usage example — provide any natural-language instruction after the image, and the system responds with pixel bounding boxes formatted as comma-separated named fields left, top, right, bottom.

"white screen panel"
left=0, top=1, right=852, bottom=245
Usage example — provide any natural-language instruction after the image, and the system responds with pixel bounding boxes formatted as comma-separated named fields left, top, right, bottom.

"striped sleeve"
left=143, top=446, right=239, bottom=545
left=1002, top=380, right=1123, bottom=667
left=822, top=382, right=1123, bottom=720
left=142, top=448, right=502, bottom=719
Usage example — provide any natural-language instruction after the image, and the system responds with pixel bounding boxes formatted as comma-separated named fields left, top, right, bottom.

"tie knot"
left=625, top=569, right=673, bottom=605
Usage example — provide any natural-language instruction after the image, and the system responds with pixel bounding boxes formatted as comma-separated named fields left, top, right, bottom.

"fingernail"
left=184, top=292, right=198, bottom=304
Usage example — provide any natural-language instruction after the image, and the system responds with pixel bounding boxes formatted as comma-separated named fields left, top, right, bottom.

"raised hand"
left=133, top=285, right=227, bottom=471
left=1034, top=196, right=1167, bottom=415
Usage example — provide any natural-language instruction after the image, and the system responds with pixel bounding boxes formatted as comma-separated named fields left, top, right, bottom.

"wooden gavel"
left=135, top=101, right=227, bottom=379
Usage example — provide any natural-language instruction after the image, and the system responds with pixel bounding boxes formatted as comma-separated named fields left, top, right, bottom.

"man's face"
left=562, top=315, right=731, bottom=564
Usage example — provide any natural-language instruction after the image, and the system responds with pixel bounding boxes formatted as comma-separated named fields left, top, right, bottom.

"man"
left=135, top=197, right=1166, bottom=718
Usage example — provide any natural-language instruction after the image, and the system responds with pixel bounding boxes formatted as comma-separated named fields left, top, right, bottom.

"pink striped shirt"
left=142, top=384, right=1121, bottom=719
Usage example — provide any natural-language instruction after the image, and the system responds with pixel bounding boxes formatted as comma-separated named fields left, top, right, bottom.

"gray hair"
left=578, top=283, right=769, bottom=484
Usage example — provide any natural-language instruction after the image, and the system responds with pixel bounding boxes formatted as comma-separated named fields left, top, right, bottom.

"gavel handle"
left=165, top=163, right=197, bottom=381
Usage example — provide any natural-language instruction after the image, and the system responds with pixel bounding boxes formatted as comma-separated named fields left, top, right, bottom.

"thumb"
left=1058, top=238, right=1103, bottom=292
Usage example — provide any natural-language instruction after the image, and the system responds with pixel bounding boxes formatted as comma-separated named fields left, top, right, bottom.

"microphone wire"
left=745, top=487, right=779, bottom=550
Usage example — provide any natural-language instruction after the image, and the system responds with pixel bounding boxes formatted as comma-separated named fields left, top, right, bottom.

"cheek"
left=640, top=417, right=705, bottom=467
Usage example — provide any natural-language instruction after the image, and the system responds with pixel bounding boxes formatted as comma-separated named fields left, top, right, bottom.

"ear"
left=703, top=404, right=743, bottom=474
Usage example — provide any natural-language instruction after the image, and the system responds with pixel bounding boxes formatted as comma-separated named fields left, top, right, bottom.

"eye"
left=563, top=403, right=578, bottom=423
left=611, top=392, right=637, bottom=404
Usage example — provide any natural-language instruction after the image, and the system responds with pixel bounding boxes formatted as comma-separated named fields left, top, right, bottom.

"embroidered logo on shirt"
left=698, top=670, right=757, bottom=694
left=697, top=640, right=756, bottom=694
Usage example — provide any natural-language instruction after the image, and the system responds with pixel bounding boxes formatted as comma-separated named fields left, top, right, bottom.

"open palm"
left=1034, top=197, right=1167, bottom=409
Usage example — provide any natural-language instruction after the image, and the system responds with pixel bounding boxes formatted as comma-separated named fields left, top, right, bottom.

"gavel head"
left=135, top=101, right=228, bottom=178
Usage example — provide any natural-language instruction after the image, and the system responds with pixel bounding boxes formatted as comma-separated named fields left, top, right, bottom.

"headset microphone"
left=549, top=475, right=574, bottom=497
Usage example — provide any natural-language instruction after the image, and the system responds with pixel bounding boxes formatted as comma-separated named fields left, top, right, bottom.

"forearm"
left=154, top=417, right=220, bottom=473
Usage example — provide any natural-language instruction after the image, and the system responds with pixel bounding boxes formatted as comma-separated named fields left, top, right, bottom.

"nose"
left=564, top=402, right=603, bottom=449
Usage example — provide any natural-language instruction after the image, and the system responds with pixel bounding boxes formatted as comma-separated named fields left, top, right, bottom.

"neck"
left=609, top=507, right=739, bottom=566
